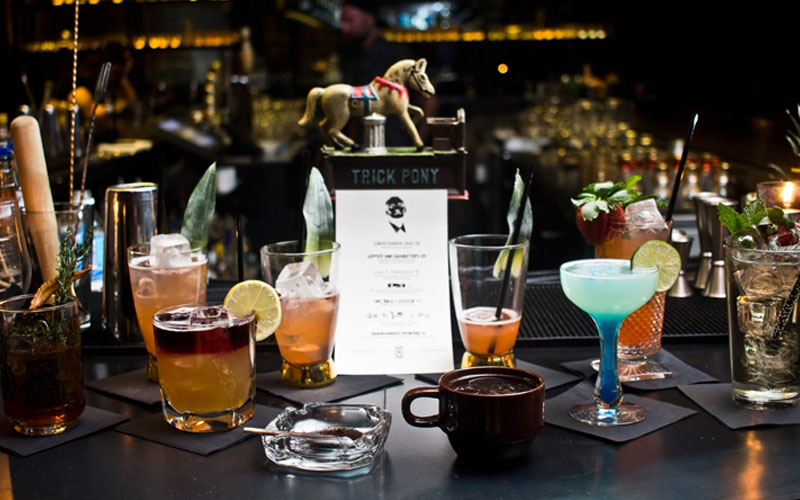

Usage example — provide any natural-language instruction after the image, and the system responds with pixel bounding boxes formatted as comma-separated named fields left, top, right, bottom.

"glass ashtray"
left=261, top=403, right=391, bottom=472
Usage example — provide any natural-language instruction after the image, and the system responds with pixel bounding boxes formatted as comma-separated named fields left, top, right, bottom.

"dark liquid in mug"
left=451, top=375, right=536, bottom=395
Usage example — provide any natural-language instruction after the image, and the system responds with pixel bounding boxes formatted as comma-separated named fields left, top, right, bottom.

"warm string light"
left=384, top=26, right=607, bottom=43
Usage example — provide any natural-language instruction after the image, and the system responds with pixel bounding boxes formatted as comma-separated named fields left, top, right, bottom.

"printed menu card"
left=334, top=189, right=454, bottom=374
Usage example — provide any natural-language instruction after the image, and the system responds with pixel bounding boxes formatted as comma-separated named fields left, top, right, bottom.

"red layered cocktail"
left=153, top=304, right=255, bottom=432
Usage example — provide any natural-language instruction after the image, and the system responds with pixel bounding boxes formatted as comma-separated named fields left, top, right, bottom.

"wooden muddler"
left=10, top=116, right=60, bottom=282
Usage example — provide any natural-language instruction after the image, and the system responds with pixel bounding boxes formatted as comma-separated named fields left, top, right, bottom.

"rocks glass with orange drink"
left=594, top=200, right=672, bottom=381
left=450, top=235, right=530, bottom=368
left=260, top=241, right=340, bottom=388
left=128, top=234, right=208, bottom=382
left=153, top=303, right=255, bottom=432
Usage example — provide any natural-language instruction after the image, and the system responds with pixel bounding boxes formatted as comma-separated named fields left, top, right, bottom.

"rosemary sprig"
left=54, top=226, right=93, bottom=305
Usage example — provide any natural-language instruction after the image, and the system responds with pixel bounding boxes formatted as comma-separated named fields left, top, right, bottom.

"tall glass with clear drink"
left=128, top=235, right=207, bottom=382
left=594, top=205, right=673, bottom=381
left=725, top=238, right=800, bottom=409
left=154, top=303, right=255, bottom=432
left=261, top=241, right=340, bottom=388
left=450, top=235, right=529, bottom=368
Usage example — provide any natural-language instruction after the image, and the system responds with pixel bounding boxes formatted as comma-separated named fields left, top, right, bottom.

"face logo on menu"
left=385, top=196, right=407, bottom=233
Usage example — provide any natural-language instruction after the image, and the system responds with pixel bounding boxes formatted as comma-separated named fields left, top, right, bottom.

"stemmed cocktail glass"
left=560, top=259, right=658, bottom=426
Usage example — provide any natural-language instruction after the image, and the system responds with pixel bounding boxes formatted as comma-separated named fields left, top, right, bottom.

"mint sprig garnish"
left=718, top=199, right=794, bottom=234
left=571, top=175, right=662, bottom=221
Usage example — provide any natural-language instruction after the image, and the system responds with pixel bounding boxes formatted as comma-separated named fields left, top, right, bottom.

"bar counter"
left=3, top=341, right=798, bottom=499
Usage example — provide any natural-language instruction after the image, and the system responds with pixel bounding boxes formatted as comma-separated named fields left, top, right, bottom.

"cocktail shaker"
left=668, top=229, right=693, bottom=298
left=704, top=197, right=736, bottom=298
left=103, top=182, right=157, bottom=342
left=692, top=192, right=718, bottom=290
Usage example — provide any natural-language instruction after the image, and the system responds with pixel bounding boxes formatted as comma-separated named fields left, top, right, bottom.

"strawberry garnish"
left=572, top=176, right=652, bottom=245
left=575, top=203, right=625, bottom=245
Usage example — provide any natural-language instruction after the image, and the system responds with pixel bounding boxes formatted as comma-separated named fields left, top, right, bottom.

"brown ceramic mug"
left=401, top=366, right=545, bottom=460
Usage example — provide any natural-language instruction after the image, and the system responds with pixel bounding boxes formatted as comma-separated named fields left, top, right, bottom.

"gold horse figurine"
left=298, top=58, right=436, bottom=151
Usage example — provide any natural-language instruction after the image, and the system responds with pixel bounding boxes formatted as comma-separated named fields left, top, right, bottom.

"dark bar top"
left=3, top=342, right=799, bottom=499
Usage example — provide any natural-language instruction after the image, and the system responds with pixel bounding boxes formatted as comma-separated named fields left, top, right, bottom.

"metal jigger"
left=692, top=192, right=718, bottom=290
left=703, top=197, right=736, bottom=298
left=668, top=229, right=693, bottom=298
left=103, top=183, right=157, bottom=342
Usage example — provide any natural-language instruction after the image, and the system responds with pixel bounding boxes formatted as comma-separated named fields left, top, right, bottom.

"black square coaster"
left=415, top=359, right=581, bottom=391
left=559, top=349, right=717, bottom=391
left=85, top=368, right=162, bottom=406
left=545, top=381, right=697, bottom=443
left=115, top=405, right=281, bottom=456
left=0, top=406, right=128, bottom=457
left=679, top=383, right=800, bottom=429
left=256, top=373, right=403, bottom=406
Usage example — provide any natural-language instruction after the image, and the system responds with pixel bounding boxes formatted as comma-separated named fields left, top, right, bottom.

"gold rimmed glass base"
left=280, top=359, right=336, bottom=388
left=147, top=355, right=159, bottom=383
left=460, top=351, right=516, bottom=368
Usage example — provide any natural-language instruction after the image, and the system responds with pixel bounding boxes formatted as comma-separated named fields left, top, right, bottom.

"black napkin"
left=679, top=383, right=800, bottom=429
left=559, top=349, right=717, bottom=391
left=415, top=359, right=581, bottom=391
left=545, top=381, right=696, bottom=443
left=85, top=368, right=162, bottom=406
left=115, top=405, right=281, bottom=456
left=256, top=373, right=402, bottom=406
left=0, top=406, right=128, bottom=457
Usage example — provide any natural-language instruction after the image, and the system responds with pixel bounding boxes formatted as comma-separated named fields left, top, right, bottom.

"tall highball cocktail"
left=129, top=234, right=208, bottom=382
left=594, top=212, right=673, bottom=381
left=261, top=241, right=340, bottom=388
left=722, top=201, right=800, bottom=409
left=560, top=259, right=658, bottom=426
left=450, top=235, right=529, bottom=368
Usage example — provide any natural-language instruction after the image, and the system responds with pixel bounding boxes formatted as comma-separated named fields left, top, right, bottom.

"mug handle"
left=401, top=387, right=440, bottom=427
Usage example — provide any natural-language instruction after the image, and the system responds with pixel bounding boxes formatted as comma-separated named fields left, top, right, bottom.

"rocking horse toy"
left=298, top=58, right=436, bottom=151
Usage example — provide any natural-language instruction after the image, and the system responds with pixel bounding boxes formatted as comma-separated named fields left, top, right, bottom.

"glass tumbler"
left=261, top=241, right=341, bottom=388
left=0, top=295, right=84, bottom=435
left=725, top=239, right=800, bottom=409
left=449, top=235, right=529, bottom=368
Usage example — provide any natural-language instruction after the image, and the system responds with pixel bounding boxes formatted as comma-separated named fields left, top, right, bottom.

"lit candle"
left=779, top=181, right=800, bottom=220
left=782, top=181, right=796, bottom=209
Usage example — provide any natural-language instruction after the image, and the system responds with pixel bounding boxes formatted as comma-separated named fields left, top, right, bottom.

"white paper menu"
left=334, top=189, right=454, bottom=374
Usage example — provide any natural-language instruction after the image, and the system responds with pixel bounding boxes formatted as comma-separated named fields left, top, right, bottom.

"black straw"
left=772, top=277, right=800, bottom=339
left=77, top=62, right=111, bottom=211
left=665, top=113, right=699, bottom=222
left=296, top=151, right=311, bottom=252
left=236, top=214, right=244, bottom=282
left=494, top=165, right=534, bottom=322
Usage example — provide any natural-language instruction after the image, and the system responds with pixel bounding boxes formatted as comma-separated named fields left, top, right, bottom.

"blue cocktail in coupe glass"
left=560, top=259, right=658, bottom=426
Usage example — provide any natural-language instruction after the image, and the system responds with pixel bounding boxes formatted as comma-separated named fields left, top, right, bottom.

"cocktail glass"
left=594, top=219, right=673, bottom=381
left=128, top=242, right=208, bottom=382
left=260, top=241, right=340, bottom=388
left=0, top=295, right=84, bottom=435
left=27, top=200, right=93, bottom=328
left=153, top=303, right=255, bottom=432
left=449, top=235, right=529, bottom=368
left=725, top=238, right=800, bottom=409
left=560, top=259, right=658, bottom=426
